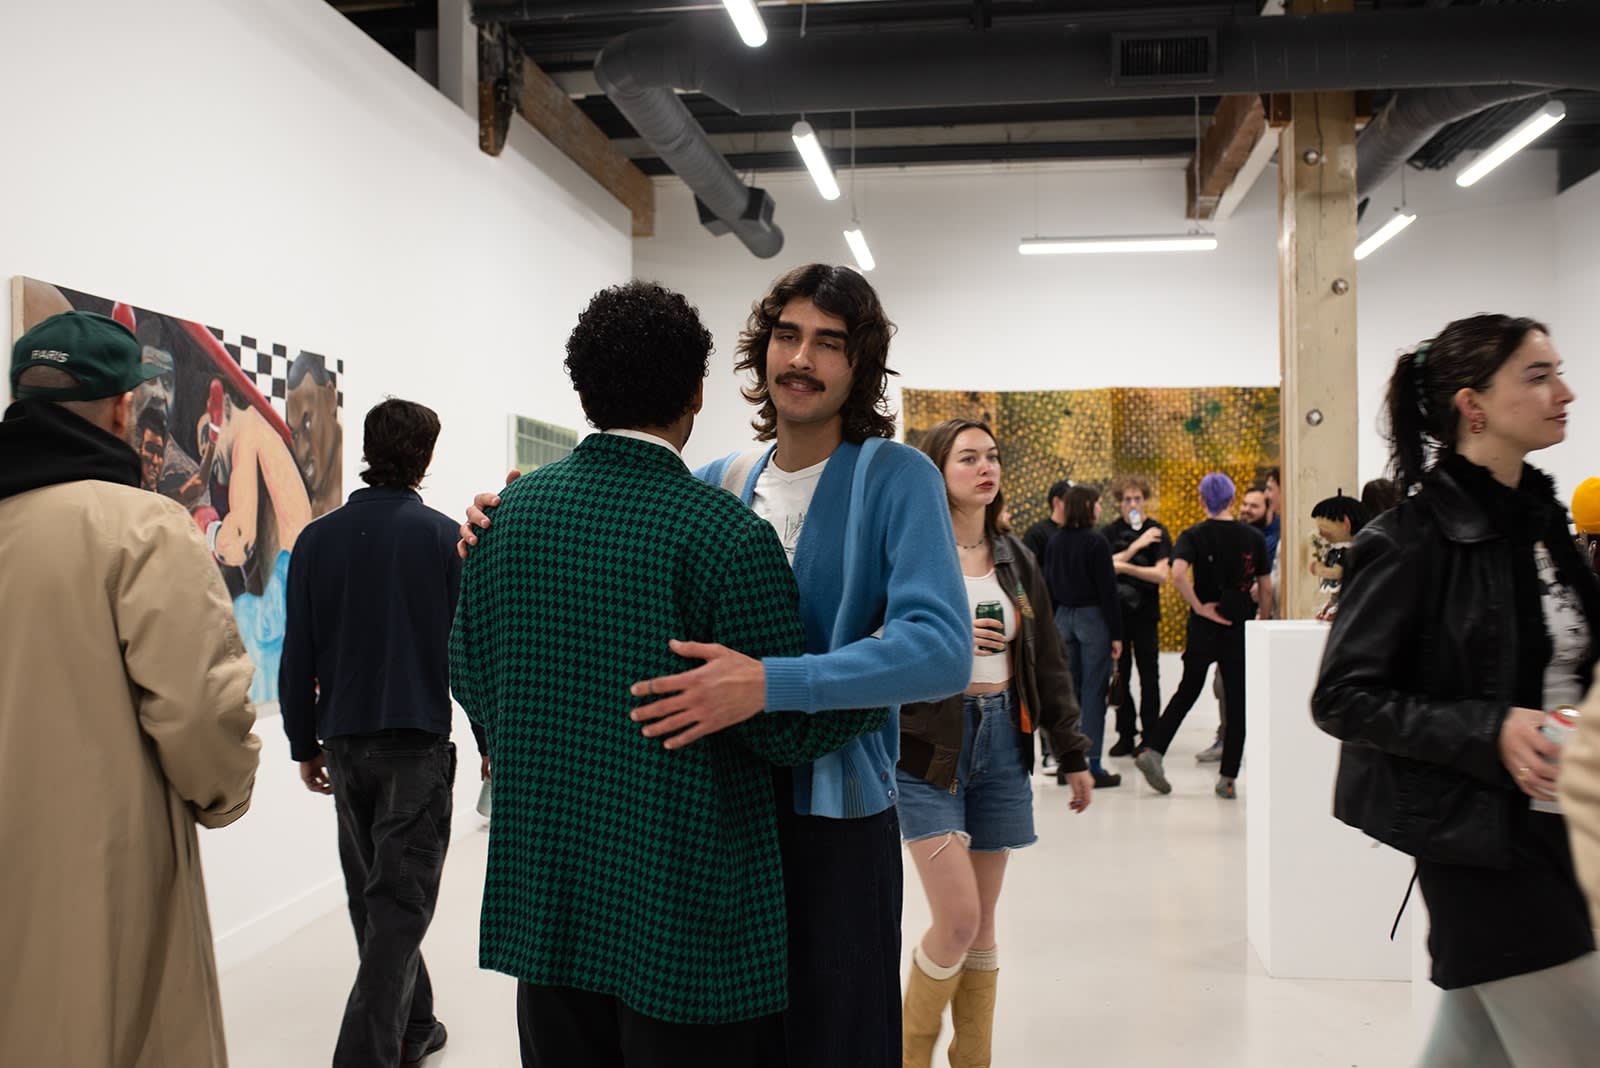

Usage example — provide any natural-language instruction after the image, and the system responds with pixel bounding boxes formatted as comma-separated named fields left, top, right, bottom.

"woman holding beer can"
left=896, top=418, right=1093, bottom=1068
left=1312, top=315, right=1600, bottom=1065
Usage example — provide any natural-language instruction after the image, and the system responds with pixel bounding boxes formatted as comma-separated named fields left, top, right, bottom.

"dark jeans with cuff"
left=326, top=729, right=456, bottom=1068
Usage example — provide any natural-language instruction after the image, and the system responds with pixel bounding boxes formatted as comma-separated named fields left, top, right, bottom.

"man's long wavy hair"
left=734, top=264, right=898, bottom=443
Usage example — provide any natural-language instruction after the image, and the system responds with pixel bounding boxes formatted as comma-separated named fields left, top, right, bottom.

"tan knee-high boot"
left=946, top=966, right=998, bottom=1068
left=903, top=958, right=962, bottom=1068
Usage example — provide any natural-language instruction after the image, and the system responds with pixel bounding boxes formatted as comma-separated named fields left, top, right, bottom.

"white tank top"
left=965, top=569, right=1017, bottom=686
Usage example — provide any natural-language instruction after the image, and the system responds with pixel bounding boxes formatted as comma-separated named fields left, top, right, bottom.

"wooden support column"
left=1277, top=0, right=1359, bottom=621
left=476, top=26, right=655, bottom=238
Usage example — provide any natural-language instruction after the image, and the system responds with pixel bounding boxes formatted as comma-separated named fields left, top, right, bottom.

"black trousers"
left=1146, top=616, right=1247, bottom=779
left=517, top=983, right=779, bottom=1067
left=773, top=771, right=903, bottom=1068
left=326, top=730, right=456, bottom=1068
left=1112, top=607, right=1162, bottom=746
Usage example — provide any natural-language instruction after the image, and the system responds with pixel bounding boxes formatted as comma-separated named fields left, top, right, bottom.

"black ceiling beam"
left=631, top=137, right=1195, bottom=175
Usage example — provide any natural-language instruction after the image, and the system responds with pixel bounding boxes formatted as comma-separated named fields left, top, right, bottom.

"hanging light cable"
left=843, top=111, right=875, bottom=271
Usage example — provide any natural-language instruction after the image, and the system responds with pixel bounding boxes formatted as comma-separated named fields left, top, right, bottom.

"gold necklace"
left=957, top=538, right=986, bottom=550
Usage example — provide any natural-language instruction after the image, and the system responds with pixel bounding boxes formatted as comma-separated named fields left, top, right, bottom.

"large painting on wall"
left=904, top=386, right=1280, bottom=651
left=12, top=277, right=346, bottom=710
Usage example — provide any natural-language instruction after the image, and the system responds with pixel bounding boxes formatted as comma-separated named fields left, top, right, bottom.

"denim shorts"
left=895, top=689, right=1037, bottom=853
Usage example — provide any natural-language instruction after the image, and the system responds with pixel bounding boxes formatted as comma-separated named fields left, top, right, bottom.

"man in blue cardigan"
left=632, top=264, right=970, bottom=1068
left=465, top=266, right=968, bottom=1066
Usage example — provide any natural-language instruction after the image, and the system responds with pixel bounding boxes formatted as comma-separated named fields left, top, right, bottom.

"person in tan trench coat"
left=0, top=311, right=260, bottom=1067
left=1560, top=664, right=1600, bottom=930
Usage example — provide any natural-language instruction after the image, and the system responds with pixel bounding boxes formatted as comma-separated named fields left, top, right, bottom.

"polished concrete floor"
left=222, top=657, right=1414, bottom=1066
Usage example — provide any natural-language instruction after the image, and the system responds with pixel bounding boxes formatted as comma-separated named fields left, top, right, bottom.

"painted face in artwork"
left=286, top=355, right=342, bottom=514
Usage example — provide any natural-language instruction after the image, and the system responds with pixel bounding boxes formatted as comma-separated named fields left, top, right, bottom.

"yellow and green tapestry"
left=904, top=387, right=1281, bottom=651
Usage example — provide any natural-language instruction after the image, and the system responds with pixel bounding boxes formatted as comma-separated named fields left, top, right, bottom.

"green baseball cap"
left=11, top=310, right=165, bottom=401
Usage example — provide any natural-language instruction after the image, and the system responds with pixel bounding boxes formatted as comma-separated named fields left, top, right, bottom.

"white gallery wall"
left=641, top=150, right=1595, bottom=504
left=0, top=0, right=631, bottom=968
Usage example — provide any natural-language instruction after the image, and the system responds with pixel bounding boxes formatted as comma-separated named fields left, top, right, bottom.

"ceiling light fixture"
left=721, top=0, right=768, bottom=48
left=842, top=112, right=874, bottom=271
left=1455, top=100, right=1566, bottom=188
left=1353, top=211, right=1417, bottom=261
left=791, top=121, right=840, bottom=201
left=1018, top=235, right=1219, bottom=256
left=844, top=228, right=876, bottom=272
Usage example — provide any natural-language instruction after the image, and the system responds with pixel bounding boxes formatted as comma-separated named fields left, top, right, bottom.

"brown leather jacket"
left=898, top=533, right=1090, bottom=787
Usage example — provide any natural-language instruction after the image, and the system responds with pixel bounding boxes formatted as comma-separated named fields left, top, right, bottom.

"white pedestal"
left=1245, top=620, right=1414, bottom=980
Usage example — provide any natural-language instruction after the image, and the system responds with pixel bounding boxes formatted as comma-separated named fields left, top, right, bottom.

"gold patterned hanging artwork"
left=904, top=386, right=1281, bottom=651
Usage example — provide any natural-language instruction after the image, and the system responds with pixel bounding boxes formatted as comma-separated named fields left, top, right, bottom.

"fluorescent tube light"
left=844, top=228, right=876, bottom=272
left=1354, top=211, right=1417, bottom=261
left=792, top=121, right=841, bottom=201
left=1456, top=101, right=1566, bottom=188
left=721, top=0, right=767, bottom=47
left=1018, top=235, right=1218, bottom=255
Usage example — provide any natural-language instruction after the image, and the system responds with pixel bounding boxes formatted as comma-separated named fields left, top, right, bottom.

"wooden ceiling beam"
left=1186, top=93, right=1268, bottom=221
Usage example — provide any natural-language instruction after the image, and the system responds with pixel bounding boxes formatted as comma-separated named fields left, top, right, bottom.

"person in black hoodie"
left=1313, top=314, right=1600, bottom=1066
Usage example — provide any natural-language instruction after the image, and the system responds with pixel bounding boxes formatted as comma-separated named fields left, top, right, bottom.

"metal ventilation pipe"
left=1356, top=86, right=1547, bottom=203
left=595, top=5, right=1600, bottom=256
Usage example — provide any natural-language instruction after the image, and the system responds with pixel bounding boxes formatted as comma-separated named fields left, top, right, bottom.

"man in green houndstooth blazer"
left=449, top=282, right=884, bottom=1066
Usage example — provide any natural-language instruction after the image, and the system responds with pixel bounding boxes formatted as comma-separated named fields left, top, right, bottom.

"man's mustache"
left=775, top=373, right=825, bottom=392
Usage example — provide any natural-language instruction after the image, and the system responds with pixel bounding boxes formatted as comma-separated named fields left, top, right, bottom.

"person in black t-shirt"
left=1022, top=478, right=1073, bottom=565
left=1133, top=473, right=1273, bottom=800
left=1102, top=475, right=1171, bottom=756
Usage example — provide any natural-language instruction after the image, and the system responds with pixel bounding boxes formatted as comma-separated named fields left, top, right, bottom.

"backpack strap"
left=720, top=445, right=771, bottom=498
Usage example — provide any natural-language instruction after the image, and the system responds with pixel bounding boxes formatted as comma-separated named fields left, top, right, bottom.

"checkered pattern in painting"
left=450, top=434, right=885, bottom=1025
left=212, top=328, right=345, bottom=417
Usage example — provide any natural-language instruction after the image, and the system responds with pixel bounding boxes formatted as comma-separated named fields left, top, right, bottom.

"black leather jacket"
left=898, top=534, right=1090, bottom=786
left=1311, top=460, right=1600, bottom=868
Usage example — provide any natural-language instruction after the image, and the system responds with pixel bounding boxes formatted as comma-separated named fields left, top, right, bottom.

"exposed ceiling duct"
left=594, top=5, right=1600, bottom=257
left=1355, top=86, right=1547, bottom=212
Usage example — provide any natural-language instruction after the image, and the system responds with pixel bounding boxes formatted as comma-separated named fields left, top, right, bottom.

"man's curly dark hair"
left=565, top=281, right=711, bottom=430
left=360, top=398, right=440, bottom=489
left=735, top=264, right=898, bottom=443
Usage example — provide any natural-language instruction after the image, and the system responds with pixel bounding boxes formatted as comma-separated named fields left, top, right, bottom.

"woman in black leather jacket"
left=896, top=418, right=1093, bottom=1068
left=1312, top=314, right=1600, bottom=1065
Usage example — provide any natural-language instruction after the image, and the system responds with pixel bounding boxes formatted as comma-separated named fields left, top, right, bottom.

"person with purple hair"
left=1133, top=472, right=1273, bottom=799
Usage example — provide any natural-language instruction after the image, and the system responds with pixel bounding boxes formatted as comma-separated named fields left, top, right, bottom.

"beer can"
left=1542, top=705, right=1580, bottom=748
left=975, top=600, right=1004, bottom=624
left=1531, top=705, right=1580, bottom=815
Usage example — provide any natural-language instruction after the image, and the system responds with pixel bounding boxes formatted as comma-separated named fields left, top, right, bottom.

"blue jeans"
left=1055, top=605, right=1112, bottom=766
left=896, top=689, right=1038, bottom=852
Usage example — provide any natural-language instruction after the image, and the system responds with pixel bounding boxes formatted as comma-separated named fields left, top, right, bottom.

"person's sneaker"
left=402, top=1021, right=448, bottom=1064
left=1107, top=738, right=1136, bottom=758
left=1215, top=776, right=1237, bottom=800
left=1091, top=768, right=1122, bottom=788
left=1133, top=749, right=1171, bottom=795
left=1196, top=739, right=1224, bottom=763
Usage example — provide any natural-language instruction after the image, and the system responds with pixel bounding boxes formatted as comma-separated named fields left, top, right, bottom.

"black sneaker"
left=1107, top=738, right=1136, bottom=758
left=402, top=1021, right=448, bottom=1064
left=1091, top=768, right=1122, bottom=788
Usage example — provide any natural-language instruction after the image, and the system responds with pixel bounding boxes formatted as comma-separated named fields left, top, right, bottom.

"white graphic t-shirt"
left=751, top=456, right=828, bottom=565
